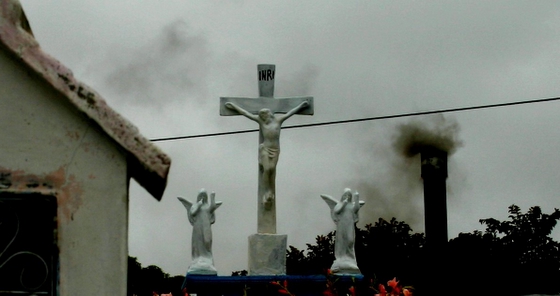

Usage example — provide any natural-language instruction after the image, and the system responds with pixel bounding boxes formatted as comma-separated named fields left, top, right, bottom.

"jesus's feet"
left=263, top=192, right=275, bottom=210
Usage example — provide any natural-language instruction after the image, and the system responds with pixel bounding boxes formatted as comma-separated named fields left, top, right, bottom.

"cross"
left=220, top=64, right=314, bottom=234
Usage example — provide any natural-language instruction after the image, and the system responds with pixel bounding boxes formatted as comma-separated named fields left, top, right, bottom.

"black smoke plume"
left=355, top=115, right=462, bottom=232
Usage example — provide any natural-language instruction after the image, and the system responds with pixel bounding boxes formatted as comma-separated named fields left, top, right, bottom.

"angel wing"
left=352, top=191, right=366, bottom=209
left=320, top=194, right=340, bottom=222
left=177, top=197, right=195, bottom=225
left=347, top=190, right=365, bottom=221
left=208, top=192, right=222, bottom=224
left=209, top=192, right=223, bottom=210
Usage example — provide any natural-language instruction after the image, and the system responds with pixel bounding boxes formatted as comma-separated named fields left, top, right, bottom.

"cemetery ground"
left=129, top=204, right=560, bottom=296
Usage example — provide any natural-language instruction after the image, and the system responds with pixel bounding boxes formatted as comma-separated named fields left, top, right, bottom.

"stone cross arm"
left=219, top=96, right=314, bottom=116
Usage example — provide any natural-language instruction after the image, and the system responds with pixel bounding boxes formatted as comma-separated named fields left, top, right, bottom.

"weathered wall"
left=0, top=45, right=129, bottom=294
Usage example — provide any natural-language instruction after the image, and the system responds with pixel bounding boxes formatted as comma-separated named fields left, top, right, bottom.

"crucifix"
left=220, top=64, right=314, bottom=234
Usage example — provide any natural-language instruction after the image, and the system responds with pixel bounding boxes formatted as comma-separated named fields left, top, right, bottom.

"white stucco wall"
left=0, top=45, right=129, bottom=295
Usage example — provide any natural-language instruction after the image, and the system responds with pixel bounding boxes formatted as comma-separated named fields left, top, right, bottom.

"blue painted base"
left=183, top=274, right=365, bottom=296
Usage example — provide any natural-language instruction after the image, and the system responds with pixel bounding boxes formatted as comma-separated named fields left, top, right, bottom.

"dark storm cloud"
left=103, top=20, right=210, bottom=106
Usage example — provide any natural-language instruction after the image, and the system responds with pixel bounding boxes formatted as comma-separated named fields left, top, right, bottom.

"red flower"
left=387, top=278, right=398, bottom=289
left=387, top=278, right=401, bottom=295
left=375, top=284, right=387, bottom=296
left=271, top=280, right=292, bottom=295
left=403, top=288, right=413, bottom=296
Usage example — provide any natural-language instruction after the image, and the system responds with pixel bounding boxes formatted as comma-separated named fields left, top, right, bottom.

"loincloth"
left=259, top=145, right=280, bottom=166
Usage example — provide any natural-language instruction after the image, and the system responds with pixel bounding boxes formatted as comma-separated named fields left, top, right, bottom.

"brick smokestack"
left=420, top=146, right=448, bottom=250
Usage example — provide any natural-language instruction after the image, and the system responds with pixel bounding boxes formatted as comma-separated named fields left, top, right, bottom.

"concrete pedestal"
left=248, top=233, right=287, bottom=275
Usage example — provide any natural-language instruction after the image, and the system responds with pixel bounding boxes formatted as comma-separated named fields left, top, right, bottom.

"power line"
left=150, top=96, right=560, bottom=142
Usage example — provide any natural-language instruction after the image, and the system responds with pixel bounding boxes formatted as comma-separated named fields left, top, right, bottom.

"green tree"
left=287, top=205, right=560, bottom=296
left=287, top=232, right=335, bottom=275
left=287, top=217, right=425, bottom=285
left=127, top=256, right=143, bottom=295
left=127, top=257, right=185, bottom=296
left=448, top=205, right=560, bottom=295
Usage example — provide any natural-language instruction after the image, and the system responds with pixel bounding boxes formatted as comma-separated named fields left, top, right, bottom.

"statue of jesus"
left=225, top=100, right=309, bottom=209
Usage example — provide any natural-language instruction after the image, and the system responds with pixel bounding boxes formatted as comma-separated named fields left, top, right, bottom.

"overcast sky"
left=19, top=1, right=560, bottom=276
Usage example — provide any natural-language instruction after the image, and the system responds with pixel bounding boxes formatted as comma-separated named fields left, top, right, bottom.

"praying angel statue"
left=178, top=189, right=222, bottom=275
left=321, top=188, right=365, bottom=275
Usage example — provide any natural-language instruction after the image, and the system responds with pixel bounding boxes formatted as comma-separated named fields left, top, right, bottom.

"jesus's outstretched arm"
left=277, top=100, right=309, bottom=123
left=225, top=102, right=260, bottom=122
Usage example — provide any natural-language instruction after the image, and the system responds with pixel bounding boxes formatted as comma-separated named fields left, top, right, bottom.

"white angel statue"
left=178, top=189, right=222, bottom=275
left=321, top=188, right=365, bottom=275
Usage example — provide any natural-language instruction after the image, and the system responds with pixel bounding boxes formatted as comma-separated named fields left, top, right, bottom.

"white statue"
left=321, top=188, right=365, bottom=275
left=178, top=189, right=222, bottom=275
left=225, top=100, right=309, bottom=209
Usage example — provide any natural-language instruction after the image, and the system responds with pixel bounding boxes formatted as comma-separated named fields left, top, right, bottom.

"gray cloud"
left=275, top=63, right=320, bottom=98
left=103, top=20, right=210, bottom=107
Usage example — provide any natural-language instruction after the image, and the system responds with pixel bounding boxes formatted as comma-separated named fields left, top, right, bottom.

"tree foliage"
left=127, top=256, right=185, bottom=296
left=287, top=217, right=426, bottom=287
left=127, top=205, right=559, bottom=295
left=447, top=205, right=560, bottom=295
left=287, top=205, right=560, bottom=296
